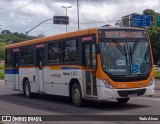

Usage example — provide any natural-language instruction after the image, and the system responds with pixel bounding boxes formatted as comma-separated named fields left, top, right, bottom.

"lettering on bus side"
left=82, top=36, right=92, bottom=42
left=63, top=71, right=77, bottom=76
left=51, top=73, right=61, bottom=78
left=13, top=48, right=20, bottom=53
left=36, top=44, right=44, bottom=49
left=63, top=72, right=71, bottom=76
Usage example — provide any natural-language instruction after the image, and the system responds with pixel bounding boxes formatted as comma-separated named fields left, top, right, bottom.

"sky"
left=0, top=0, right=160, bottom=37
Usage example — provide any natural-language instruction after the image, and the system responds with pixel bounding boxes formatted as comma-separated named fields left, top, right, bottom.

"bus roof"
left=6, top=28, right=98, bottom=49
left=6, top=27, right=145, bottom=49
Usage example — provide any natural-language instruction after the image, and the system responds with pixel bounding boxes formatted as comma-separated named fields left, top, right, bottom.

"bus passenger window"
left=20, top=48, right=25, bottom=66
left=25, top=46, right=34, bottom=65
left=5, top=49, right=12, bottom=67
left=62, top=39, right=78, bottom=63
left=48, top=42, right=61, bottom=63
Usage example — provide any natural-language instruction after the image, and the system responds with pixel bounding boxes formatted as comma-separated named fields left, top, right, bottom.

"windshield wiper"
left=128, top=40, right=139, bottom=64
left=127, top=40, right=140, bottom=75
left=112, top=39, right=128, bottom=65
left=112, top=39, right=126, bottom=55
left=131, top=40, right=139, bottom=54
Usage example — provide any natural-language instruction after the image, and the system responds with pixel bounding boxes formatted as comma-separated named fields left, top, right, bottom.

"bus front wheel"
left=24, top=80, right=32, bottom=98
left=71, top=83, right=83, bottom=107
left=116, top=98, right=130, bottom=103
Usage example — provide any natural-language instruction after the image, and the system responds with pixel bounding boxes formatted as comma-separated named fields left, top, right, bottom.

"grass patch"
left=0, top=64, right=4, bottom=70
left=0, top=72, right=4, bottom=79
left=0, top=63, right=4, bottom=79
left=155, top=70, right=160, bottom=79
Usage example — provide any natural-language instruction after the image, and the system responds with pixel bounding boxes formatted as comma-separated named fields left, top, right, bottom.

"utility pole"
left=61, top=6, right=72, bottom=33
left=77, top=0, right=80, bottom=30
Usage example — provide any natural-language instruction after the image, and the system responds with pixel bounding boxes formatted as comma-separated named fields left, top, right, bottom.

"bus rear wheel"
left=71, top=83, right=83, bottom=107
left=24, top=80, right=32, bottom=98
left=116, top=98, right=130, bottom=103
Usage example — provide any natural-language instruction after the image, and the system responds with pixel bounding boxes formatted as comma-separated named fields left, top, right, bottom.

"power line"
left=0, top=0, right=38, bottom=14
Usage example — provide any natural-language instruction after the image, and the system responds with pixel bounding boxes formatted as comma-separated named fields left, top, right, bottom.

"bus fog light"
left=148, top=77, right=154, bottom=86
left=102, top=78, right=114, bottom=89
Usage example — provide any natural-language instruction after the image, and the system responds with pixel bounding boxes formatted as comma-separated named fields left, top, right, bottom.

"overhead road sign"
left=53, top=16, right=69, bottom=25
left=131, top=14, right=151, bottom=27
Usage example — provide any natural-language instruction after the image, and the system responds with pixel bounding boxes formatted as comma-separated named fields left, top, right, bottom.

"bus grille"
left=117, top=89, right=146, bottom=97
left=109, top=73, right=149, bottom=82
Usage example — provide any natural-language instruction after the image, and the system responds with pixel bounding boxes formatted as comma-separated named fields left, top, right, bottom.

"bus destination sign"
left=99, top=30, right=147, bottom=38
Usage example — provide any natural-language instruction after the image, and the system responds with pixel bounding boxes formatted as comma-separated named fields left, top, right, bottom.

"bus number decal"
left=71, top=71, right=77, bottom=76
left=118, top=83, right=127, bottom=88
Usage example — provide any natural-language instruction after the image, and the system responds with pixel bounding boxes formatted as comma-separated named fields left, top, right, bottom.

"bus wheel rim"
left=74, top=88, right=80, bottom=103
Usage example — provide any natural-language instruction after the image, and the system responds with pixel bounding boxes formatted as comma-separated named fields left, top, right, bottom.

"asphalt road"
left=0, top=80, right=160, bottom=124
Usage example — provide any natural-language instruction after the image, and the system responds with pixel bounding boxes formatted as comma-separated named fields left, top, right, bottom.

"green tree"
left=143, top=9, right=160, bottom=26
left=0, top=42, right=6, bottom=61
left=0, top=30, right=38, bottom=60
left=0, top=30, right=37, bottom=43
left=143, top=9, right=160, bottom=64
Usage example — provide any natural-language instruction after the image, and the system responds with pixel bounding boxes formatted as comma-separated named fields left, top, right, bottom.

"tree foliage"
left=0, top=30, right=37, bottom=60
left=0, top=30, right=37, bottom=43
left=0, top=42, right=6, bottom=61
left=143, top=9, right=160, bottom=64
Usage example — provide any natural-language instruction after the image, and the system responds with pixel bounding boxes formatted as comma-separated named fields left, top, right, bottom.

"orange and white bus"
left=5, top=27, right=154, bottom=106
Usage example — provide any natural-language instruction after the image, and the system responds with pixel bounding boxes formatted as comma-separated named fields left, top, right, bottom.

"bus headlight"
left=102, top=78, right=114, bottom=89
left=148, top=77, right=154, bottom=86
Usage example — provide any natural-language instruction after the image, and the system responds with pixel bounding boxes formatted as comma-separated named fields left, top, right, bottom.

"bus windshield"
left=99, top=39, right=152, bottom=75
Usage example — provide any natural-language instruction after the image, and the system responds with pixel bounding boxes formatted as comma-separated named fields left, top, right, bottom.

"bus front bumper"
left=97, top=84, right=154, bottom=100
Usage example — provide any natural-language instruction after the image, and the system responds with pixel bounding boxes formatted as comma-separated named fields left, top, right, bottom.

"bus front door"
left=36, top=49, right=45, bottom=92
left=13, top=52, right=19, bottom=90
left=84, top=43, right=97, bottom=98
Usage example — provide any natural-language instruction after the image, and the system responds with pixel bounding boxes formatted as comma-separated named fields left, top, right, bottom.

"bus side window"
left=48, top=42, right=61, bottom=64
left=13, top=53, right=19, bottom=68
left=25, top=45, right=34, bottom=65
left=20, top=47, right=25, bottom=66
left=62, top=39, right=78, bottom=63
left=5, top=49, right=12, bottom=67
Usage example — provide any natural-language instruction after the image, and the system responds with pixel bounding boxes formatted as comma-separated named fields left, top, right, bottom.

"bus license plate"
left=128, top=93, right=137, bottom=97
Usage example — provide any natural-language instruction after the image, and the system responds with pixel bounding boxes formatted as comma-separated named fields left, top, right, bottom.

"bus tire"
left=116, top=98, right=130, bottom=103
left=24, top=80, right=32, bottom=98
left=71, top=83, right=83, bottom=107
